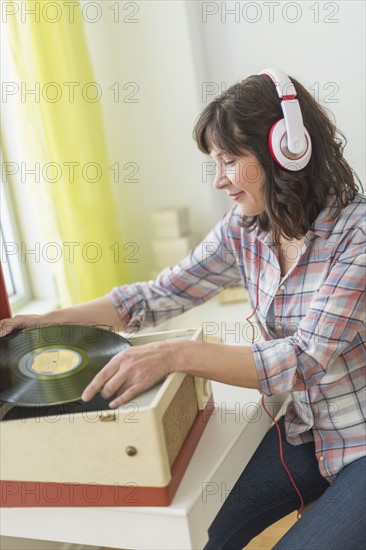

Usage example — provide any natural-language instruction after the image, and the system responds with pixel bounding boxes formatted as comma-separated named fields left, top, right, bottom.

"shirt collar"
left=306, top=194, right=339, bottom=240
left=255, top=193, right=340, bottom=245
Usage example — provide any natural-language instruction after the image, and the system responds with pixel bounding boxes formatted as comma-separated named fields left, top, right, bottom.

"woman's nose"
left=213, top=168, right=227, bottom=190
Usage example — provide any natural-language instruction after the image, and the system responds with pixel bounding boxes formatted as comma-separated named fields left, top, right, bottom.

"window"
left=1, top=25, right=59, bottom=315
left=0, top=174, right=31, bottom=310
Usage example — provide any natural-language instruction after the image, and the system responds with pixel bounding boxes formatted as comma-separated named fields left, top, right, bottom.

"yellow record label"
left=30, top=349, right=81, bottom=375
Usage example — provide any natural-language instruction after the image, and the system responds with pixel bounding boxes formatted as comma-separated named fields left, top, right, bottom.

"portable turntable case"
left=0, top=327, right=214, bottom=507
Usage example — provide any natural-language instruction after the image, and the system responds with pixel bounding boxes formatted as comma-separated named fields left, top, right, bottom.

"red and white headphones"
left=259, top=68, right=312, bottom=171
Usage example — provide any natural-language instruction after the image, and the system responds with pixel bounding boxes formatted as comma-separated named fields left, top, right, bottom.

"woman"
left=1, top=68, right=365, bottom=549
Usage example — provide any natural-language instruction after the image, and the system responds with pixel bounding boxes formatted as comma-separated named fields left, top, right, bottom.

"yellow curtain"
left=7, top=0, right=130, bottom=305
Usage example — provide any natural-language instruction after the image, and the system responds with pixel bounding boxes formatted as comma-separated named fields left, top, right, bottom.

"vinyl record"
left=0, top=324, right=131, bottom=406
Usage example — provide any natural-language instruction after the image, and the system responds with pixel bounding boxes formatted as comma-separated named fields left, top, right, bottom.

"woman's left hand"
left=81, top=340, right=176, bottom=408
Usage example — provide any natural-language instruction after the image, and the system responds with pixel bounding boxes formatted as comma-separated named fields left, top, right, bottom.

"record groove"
left=0, top=324, right=131, bottom=406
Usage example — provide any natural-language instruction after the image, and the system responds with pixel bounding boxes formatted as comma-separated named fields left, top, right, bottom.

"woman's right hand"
left=0, top=297, right=125, bottom=338
left=0, top=315, right=45, bottom=337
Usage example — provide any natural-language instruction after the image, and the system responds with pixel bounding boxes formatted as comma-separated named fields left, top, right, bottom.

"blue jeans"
left=204, top=416, right=366, bottom=549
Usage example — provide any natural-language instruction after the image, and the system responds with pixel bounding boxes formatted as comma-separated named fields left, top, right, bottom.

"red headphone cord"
left=261, top=395, right=304, bottom=518
left=245, top=239, right=304, bottom=519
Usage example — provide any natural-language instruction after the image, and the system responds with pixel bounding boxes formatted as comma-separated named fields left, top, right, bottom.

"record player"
left=0, top=268, right=214, bottom=508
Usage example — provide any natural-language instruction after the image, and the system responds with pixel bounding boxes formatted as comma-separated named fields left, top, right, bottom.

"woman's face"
left=210, top=146, right=266, bottom=216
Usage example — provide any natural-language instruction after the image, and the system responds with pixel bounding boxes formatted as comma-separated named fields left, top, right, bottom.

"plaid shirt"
left=110, top=193, right=366, bottom=482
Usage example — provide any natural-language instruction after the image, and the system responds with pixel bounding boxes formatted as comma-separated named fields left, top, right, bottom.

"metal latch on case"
left=99, top=411, right=117, bottom=422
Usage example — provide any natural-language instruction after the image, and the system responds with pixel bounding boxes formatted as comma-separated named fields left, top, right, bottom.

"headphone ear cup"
left=269, top=119, right=312, bottom=171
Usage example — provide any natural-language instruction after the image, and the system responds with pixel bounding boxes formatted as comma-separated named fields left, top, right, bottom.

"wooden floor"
left=245, top=512, right=297, bottom=548
left=101, top=511, right=297, bottom=550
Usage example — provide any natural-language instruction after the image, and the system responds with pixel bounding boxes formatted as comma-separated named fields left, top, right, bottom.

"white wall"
left=81, top=0, right=365, bottom=282
left=187, top=0, right=365, bottom=180
left=81, top=0, right=232, bottom=282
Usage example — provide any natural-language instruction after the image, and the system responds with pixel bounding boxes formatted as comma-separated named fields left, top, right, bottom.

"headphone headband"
left=259, top=68, right=296, bottom=99
left=258, top=67, right=312, bottom=171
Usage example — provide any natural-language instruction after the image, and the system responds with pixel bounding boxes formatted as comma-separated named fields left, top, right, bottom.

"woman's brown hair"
left=193, top=74, right=362, bottom=245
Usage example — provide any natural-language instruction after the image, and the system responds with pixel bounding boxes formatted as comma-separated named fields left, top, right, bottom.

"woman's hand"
left=1, top=298, right=126, bottom=338
left=82, top=338, right=261, bottom=409
left=0, top=314, right=45, bottom=337
left=81, top=340, right=177, bottom=409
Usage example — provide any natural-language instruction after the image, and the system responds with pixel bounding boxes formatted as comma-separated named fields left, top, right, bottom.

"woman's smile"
left=229, top=191, right=245, bottom=201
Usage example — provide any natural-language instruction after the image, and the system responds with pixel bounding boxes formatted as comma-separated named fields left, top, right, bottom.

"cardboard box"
left=151, top=208, right=189, bottom=238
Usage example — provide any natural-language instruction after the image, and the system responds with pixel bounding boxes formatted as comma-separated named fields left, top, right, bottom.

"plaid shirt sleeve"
left=108, top=208, right=242, bottom=329
left=252, top=222, right=365, bottom=396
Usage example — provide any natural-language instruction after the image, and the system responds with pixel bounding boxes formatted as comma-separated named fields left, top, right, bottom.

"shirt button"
left=319, top=456, right=325, bottom=462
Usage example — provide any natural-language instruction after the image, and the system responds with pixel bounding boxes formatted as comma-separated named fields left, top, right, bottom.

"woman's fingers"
left=0, top=315, right=36, bottom=337
left=81, top=341, right=175, bottom=408
left=81, top=353, right=123, bottom=402
left=100, top=369, right=128, bottom=400
left=109, top=383, right=146, bottom=409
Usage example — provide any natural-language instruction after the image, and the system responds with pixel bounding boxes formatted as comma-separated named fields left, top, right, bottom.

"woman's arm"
left=82, top=207, right=366, bottom=409
left=81, top=339, right=261, bottom=408
left=108, top=208, right=242, bottom=331
left=1, top=208, right=241, bottom=338
left=175, top=340, right=260, bottom=389
left=0, top=296, right=126, bottom=336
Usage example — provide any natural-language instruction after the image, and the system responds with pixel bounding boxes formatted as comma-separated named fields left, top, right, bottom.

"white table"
left=1, top=296, right=288, bottom=550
